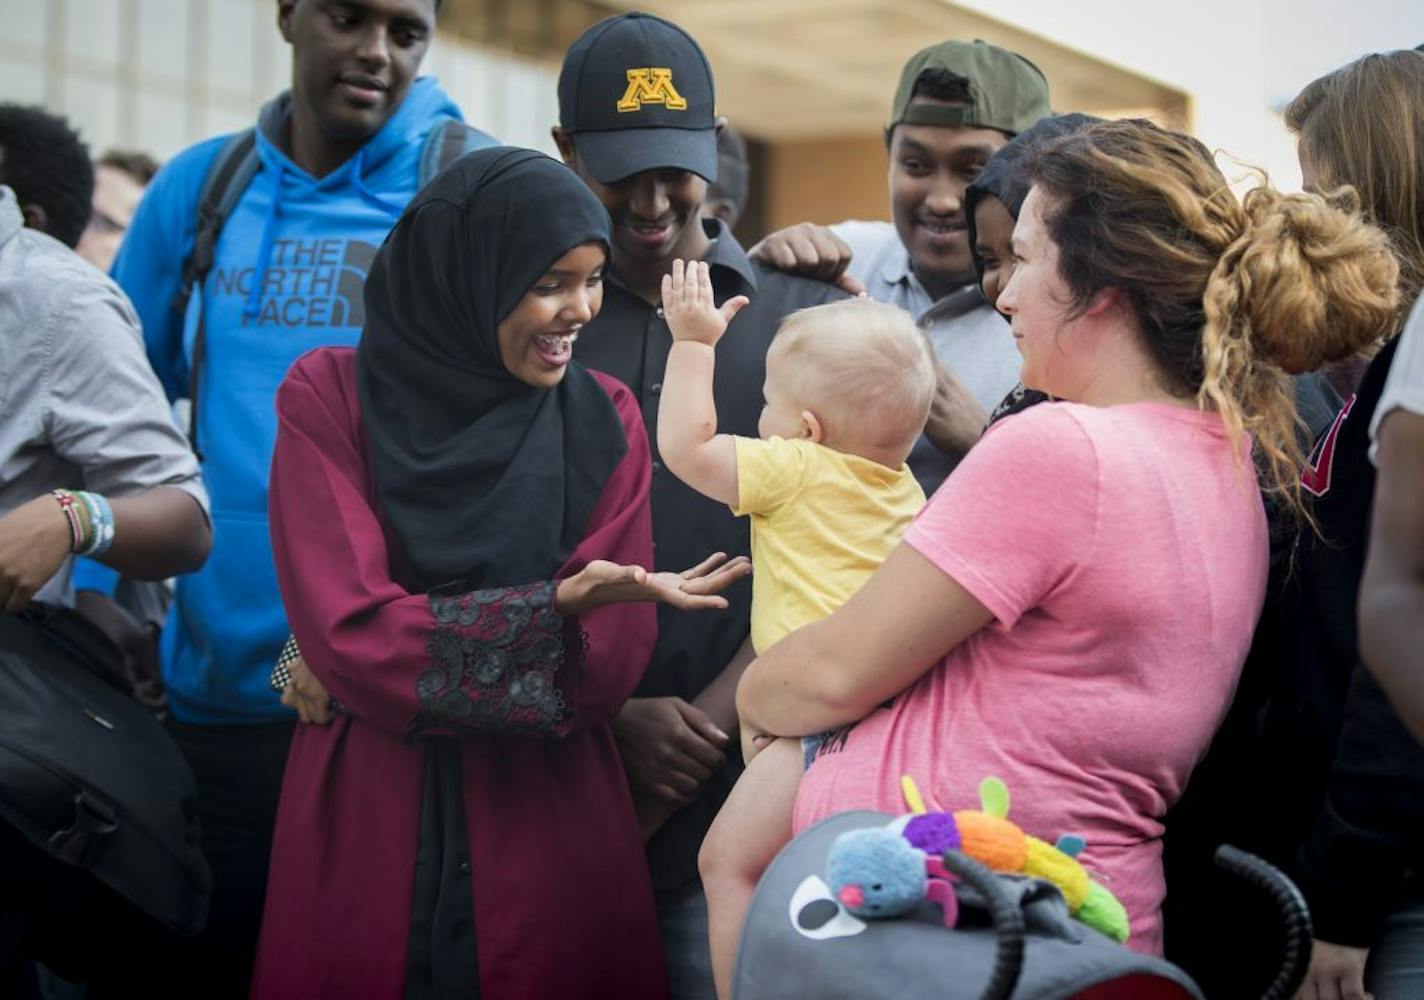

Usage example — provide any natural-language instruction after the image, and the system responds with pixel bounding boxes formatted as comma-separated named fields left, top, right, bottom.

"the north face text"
left=214, top=238, right=377, bottom=328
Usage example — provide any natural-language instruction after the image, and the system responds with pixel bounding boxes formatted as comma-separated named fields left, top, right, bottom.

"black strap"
left=417, top=118, right=465, bottom=187
left=435, top=118, right=472, bottom=177
left=418, top=118, right=493, bottom=189
left=175, top=129, right=260, bottom=460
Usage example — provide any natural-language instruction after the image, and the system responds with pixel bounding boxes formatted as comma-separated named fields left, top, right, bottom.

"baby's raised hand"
left=661, top=258, right=749, bottom=346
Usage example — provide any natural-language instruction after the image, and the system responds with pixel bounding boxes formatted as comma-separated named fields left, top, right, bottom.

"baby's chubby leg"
left=700, top=736, right=803, bottom=1000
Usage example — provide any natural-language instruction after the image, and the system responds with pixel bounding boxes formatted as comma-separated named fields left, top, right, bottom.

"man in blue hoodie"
left=107, top=1, right=491, bottom=992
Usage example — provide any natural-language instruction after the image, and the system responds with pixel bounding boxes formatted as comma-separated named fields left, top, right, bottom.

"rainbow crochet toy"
left=824, top=776, right=1130, bottom=943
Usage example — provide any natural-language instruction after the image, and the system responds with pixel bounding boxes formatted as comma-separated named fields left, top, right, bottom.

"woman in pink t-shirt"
left=734, top=119, right=1399, bottom=955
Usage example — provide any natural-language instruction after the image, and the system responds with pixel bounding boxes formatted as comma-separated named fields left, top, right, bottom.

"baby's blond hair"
left=768, top=298, right=936, bottom=453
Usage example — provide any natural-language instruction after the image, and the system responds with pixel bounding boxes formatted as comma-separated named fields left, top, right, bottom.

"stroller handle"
left=939, top=850, right=1026, bottom=1000
left=1213, top=845, right=1313, bottom=1000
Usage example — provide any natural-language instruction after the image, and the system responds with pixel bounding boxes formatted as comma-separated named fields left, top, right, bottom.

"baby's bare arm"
left=657, top=260, right=747, bottom=506
left=658, top=342, right=739, bottom=505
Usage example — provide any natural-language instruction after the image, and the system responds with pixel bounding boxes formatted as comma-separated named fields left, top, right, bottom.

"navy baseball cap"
left=558, top=12, right=718, bottom=184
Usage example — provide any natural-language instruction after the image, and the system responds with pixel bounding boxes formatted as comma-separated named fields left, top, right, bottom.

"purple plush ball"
left=904, top=812, right=960, bottom=855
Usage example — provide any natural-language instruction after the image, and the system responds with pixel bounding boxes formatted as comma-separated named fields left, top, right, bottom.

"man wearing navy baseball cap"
left=556, top=11, right=718, bottom=188
left=553, top=13, right=844, bottom=997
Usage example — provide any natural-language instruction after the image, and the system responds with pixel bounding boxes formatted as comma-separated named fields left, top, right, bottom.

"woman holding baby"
left=732, top=118, right=1400, bottom=956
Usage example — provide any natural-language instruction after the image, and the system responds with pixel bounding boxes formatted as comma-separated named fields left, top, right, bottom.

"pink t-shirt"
left=792, top=401, right=1268, bottom=955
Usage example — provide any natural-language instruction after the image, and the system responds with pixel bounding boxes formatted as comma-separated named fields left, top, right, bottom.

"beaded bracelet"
left=50, top=489, right=115, bottom=556
left=51, top=489, right=93, bottom=553
left=77, top=491, right=115, bottom=557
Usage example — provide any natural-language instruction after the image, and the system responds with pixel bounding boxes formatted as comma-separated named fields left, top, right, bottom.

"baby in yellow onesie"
left=655, top=259, right=936, bottom=999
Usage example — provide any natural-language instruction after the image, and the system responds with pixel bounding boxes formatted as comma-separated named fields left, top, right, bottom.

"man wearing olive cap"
left=751, top=39, right=1052, bottom=494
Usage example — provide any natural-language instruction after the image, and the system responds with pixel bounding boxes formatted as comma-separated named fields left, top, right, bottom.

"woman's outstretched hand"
left=556, top=552, right=751, bottom=616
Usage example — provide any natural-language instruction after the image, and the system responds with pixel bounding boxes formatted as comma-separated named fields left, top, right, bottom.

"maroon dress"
left=251, top=348, right=667, bottom=999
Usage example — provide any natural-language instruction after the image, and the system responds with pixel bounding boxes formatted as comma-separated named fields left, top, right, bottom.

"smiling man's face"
left=280, top=0, right=435, bottom=143
left=888, top=114, right=1008, bottom=301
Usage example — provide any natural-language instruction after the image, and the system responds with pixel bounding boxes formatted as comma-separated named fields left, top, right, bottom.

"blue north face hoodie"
left=109, top=78, right=490, bottom=723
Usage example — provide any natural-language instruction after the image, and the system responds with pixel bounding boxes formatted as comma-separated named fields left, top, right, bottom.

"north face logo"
left=617, top=68, right=687, bottom=113
left=214, top=238, right=377, bottom=328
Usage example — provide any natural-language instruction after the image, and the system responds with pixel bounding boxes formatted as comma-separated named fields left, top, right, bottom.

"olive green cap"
left=889, top=39, right=1051, bottom=136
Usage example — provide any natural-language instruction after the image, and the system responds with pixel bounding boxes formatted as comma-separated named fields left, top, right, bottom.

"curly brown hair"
left=1029, top=118, right=1399, bottom=521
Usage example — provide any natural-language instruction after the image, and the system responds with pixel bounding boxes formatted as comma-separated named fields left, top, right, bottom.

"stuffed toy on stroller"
left=732, top=777, right=1310, bottom=1000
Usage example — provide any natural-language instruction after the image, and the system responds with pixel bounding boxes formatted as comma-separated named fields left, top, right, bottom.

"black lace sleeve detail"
left=406, top=580, right=584, bottom=741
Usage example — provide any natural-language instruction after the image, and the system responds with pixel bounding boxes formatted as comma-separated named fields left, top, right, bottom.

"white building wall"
left=950, top=0, right=1318, bottom=192
left=0, top=0, right=558, bottom=163
left=8, top=1, right=1416, bottom=192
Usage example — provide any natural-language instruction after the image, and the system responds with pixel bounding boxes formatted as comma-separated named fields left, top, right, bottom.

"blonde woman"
left=1259, top=49, right=1424, bottom=1000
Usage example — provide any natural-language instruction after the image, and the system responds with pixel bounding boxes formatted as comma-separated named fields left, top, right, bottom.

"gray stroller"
left=733, top=810, right=1312, bottom=999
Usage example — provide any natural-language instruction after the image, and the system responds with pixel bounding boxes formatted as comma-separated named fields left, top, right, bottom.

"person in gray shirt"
left=0, top=180, right=210, bottom=613
left=750, top=40, right=1051, bottom=493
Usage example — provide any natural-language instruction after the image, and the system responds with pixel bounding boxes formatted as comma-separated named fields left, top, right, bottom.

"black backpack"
left=174, top=117, right=497, bottom=457
left=0, top=604, right=210, bottom=979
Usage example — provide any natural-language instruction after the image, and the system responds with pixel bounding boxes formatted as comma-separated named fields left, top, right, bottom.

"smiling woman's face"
left=495, top=242, right=606, bottom=389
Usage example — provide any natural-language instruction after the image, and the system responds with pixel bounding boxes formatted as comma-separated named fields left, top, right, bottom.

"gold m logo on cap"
left=617, top=68, right=688, bottom=113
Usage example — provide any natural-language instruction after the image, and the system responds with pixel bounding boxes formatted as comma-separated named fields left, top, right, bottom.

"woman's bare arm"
left=736, top=542, right=993, bottom=747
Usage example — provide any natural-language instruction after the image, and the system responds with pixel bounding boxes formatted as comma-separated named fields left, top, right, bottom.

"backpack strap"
left=417, top=118, right=500, bottom=188
left=175, top=129, right=261, bottom=460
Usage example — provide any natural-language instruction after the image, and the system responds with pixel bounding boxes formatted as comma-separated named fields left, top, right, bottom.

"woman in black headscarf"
left=252, top=148, right=746, bottom=999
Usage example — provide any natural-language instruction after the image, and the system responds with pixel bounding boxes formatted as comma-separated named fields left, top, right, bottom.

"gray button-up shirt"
left=833, top=219, right=1020, bottom=493
left=0, top=186, right=207, bottom=605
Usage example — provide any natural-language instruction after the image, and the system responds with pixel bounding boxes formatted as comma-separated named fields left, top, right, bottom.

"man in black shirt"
left=552, top=13, right=843, bottom=996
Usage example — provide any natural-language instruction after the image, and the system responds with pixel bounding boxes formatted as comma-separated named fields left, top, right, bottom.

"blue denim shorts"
left=800, top=732, right=831, bottom=770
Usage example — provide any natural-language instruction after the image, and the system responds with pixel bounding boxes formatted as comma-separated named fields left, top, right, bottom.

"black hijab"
left=965, top=113, right=1103, bottom=283
left=356, top=147, right=625, bottom=591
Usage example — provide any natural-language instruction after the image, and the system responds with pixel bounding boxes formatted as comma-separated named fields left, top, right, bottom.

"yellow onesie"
left=731, top=435, right=926, bottom=654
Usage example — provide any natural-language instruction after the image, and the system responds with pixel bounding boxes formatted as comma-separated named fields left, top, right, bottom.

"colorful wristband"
left=50, top=489, right=90, bottom=553
left=79, top=491, right=115, bottom=557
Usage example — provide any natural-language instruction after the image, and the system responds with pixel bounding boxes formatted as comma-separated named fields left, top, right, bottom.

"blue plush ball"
left=826, top=828, right=926, bottom=919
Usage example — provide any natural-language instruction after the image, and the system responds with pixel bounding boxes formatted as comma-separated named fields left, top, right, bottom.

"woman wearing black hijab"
left=252, top=148, right=747, bottom=999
